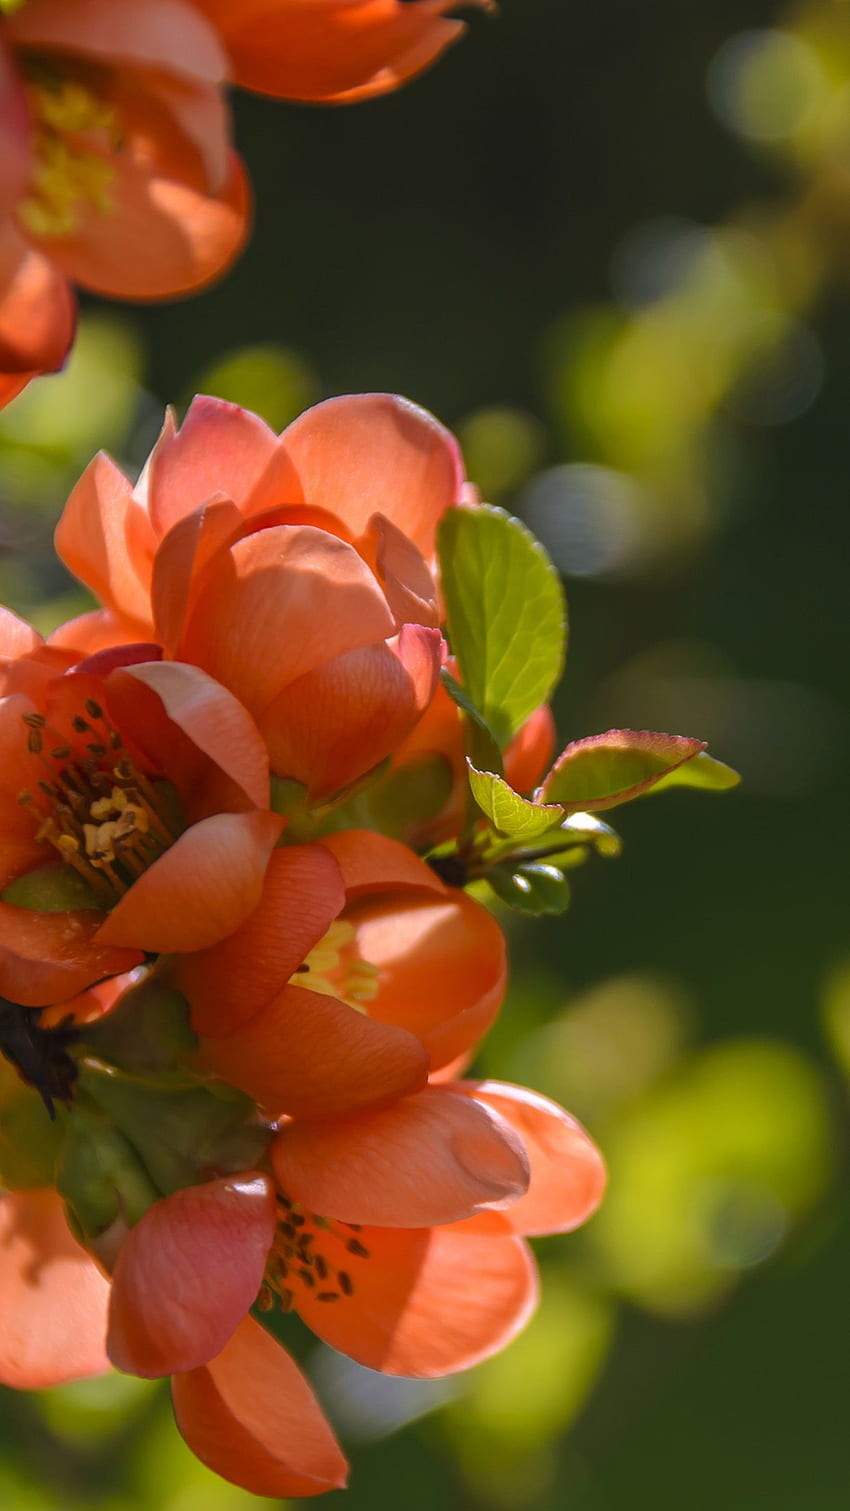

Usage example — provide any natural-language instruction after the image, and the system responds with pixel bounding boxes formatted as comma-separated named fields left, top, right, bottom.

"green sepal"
left=82, top=978, right=197, bottom=1074
left=2, top=864, right=100, bottom=913
left=487, top=862, right=571, bottom=915
left=438, top=505, right=566, bottom=749
left=467, top=761, right=564, bottom=840
left=0, top=1082, right=66, bottom=1190
left=55, top=1106, right=159, bottom=1239
left=78, top=1064, right=273, bottom=1198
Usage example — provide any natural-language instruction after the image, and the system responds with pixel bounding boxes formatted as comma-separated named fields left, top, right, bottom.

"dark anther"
left=426, top=852, right=469, bottom=887
left=317, top=1291, right=341, bottom=1302
left=346, top=1237, right=370, bottom=1259
left=0, top=999, right=79, bottom=1119
left=338, top=1271, right=354, bottom=1295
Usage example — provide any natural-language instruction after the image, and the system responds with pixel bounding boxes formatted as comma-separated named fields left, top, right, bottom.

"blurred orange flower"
left=55, top=393, right=461, bottom=799
left=0, top=616, right=283, bottom=1005
left=0, top=0, right=248, bottom=399
left=192, top=0, right=493, bottom=104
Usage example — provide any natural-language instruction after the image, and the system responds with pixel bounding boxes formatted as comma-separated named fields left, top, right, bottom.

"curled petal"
left=0, top=221, right=75, bottom=374
left=351, top=886, right=506, bottom=1067
left=107, top=660, right=270, bottom=810
left=181, top=845, right=345, bottom=1036
left=298, top=1216, right=537, bottom=1377
left=95, top=810, right=283, bottom=952
left=151, top=497, right=243, bottom=652
left=179, top=525, right=395, bottom=712
left=108, top=1173, right=276, bottom=1376
left=172, top=1316, right=347, bottom=1497
left=259, top=626, right=442, bottom=800
left=0, top=1189, right=109, bottom=1387
left=282, top=393, right=463, bottom=557
left=448, top=1082, right=607, bottom=1235
left=362, top=512, right=440, bottom=628
left=201, top=983, right=429, bottom=1118
left=272, top=1086, right=529, bottom=1228
left=144, top=395, right=278, bottom=537
left=193, top=0, right=485, bottom=104
left=0, top=902, right=142, bottom=1006
left=318, top=829, right=446, bottom=895
left=9, top=0, right=229, bottom=84
left=55, top=452, right=154, bottom=627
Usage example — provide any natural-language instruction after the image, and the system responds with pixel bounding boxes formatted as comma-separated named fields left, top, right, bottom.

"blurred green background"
left=2, top=0, right=850, bottom=1506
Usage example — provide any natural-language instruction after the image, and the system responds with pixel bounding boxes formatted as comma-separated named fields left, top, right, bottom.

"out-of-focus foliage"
left=1, top=0, right=849, bottom=1505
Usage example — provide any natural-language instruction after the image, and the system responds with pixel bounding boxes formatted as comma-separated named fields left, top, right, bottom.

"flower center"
left=17, top=58, right=118, bottom=238
left=17, top=700, right=179, bottom=907
left=294, top=920, right=379, bottom=1011
left=258, top=1193, right=372, bottom=1314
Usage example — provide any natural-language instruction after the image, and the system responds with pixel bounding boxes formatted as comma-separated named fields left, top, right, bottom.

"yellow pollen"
left=294, top=920, right=379, bottom=1011
left=17, top=65, right=119, bottom=239
left=16, top=707, right=179, bottom=905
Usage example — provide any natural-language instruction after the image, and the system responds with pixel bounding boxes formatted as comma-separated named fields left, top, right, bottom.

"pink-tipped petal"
left=0, top=1189, right=109, bottom=1387
left=272, top=1086, right=529, bottom=1228
left=448, top=1082, right=607, bottom=1235
left=172, top=1317, right=348, bottom=1497
left=108, top=1174, right=276, bottom=1376
left=297, top=1216, right=537, bottom=1377
left=95, top=810, right=283, bottom=952
left=282, top=393, right=463, bottom=558
left=144, top=395, right=278, bottom=536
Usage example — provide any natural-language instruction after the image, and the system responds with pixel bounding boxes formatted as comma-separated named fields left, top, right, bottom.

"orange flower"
left=191, top=0, right=493, bottom=104
left=0, top=614, right=284, bottom=1005
left=178, top=828, right=507, bottom=1108
left=55, top=394, right=461, bottom=799
left=103, top=1079, right=603, bottom=1493
left=0, top=0, right=248, bottom=399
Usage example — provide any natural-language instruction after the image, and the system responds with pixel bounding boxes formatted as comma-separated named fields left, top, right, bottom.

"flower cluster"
left=0, top=394, right=736, bottom=1495
left=0, top=0, right=490, bottom=404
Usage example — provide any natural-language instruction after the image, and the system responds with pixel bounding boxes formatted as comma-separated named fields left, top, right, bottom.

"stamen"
left=262, top=1196, right=370, bottom=1313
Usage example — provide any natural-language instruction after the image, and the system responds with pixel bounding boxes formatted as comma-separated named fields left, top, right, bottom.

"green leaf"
left=548, top=811, right=623, bottom=859
left=441, top=669, right=504, bottom=775
left=646, top=750, right=741, bottom=794
left=438, top=505, right=566, bottom=748
left=467, top=762, right=564, bottom=840
left=540, top=730, right=715, bottom=812
left=1, top=863, right=100, bottom=913
left=487, top=862, right=571, bottom=915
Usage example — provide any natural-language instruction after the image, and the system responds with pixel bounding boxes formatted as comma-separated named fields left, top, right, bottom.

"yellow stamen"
left=17, top=66, right=119, bottom=239
left=293, top=920, right=379, bottom=1011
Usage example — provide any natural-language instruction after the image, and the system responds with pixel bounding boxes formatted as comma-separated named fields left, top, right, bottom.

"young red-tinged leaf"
left=467, top=762, right=564, bottom=840
left=539, top=730, right=711, bottom=812
left=438, top=507, right=566, bottom=749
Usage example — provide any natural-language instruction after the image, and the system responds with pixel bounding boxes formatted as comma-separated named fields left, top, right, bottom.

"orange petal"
left=201, top=983, right=429, bottom=1118
left=296, top=1217, right=536, bottom=1377
left=151, top=497, right=243, bottom=652
left=0, top=40, right=32, bottom=220
left=351, top=887, right=506, bottom=1067
left=318, top=829, right=446, bottom=895
left=272, top=1086, right=529, bottom=1228
left=179, top=845, right=346, bottom=1036
left=108, top=1173, right=276, bottom=1376
left=258, top=626, right=442, bottom=800
left=40, top=123, right=249, bottom=301
left=0, top=902, right=141, bottom=1006
left=144, top=395, right=278, bottom=537
left=108, top=660, right=270, bottom=809
left=0, top=1189, right=109, bottom=1387
left=0, top=606, right=40, bottom=661
left=282, top=393, right=463, bottom=558
left=193, top=0, right=481, bottom=103
left=10, top=0, right=229, bottom=84
left=0, top=370, right=32, bottom=407
left=504, top=704, right=557, bottom=796
left=447, top=1082, right=607, bottom=1236
left=0, top=220, right=75, bottom=373
left=172, top=1316, right=347, bottom=1497
left=178, top=525, right=395, bottom=714
left=48, top=608, right=153, bottom=655
left=363, top=511, right=440, bottom=628
left=95, top=810, right=283, bottom=952
left=55, top=451, right=154, bottom=625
